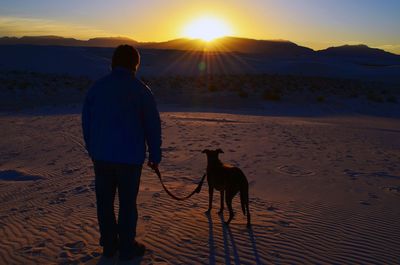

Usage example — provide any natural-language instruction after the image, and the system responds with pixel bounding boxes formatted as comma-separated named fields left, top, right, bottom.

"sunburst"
left=182, top=17, right=232, bottom=42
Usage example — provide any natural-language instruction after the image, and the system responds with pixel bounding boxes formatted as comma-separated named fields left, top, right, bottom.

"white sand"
left=0, top=108, right=400, bottom=264
left=1, top=45, right=400, bottom=83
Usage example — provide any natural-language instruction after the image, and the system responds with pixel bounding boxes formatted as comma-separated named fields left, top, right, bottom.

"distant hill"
left=0, top=36, right=314, bottom=56
left=208, top=37, right=314, bottom=56
left=0, top=36, right=139, bottom=48
left=0, top=36, right=399, bottom=59
left=0, top=36, right=86, bottom=46
left=0, top=35, right=313, bottom=56
left=86, top=37, right=138, bottom=47
left=318, top=44, right=398, bottom=58
left=140, top=37, right=314, bottom=56
left=140, top=38, right=207, bottom=51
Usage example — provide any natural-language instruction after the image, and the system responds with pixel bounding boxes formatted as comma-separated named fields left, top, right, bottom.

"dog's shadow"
left=206, top=214, right=261, bottom=265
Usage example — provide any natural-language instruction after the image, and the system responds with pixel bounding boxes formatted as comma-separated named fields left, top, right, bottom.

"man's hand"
left=147, top=161, right=159, bottom=171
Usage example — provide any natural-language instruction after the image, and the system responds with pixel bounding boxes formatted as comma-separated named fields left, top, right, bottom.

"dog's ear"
left=217, top=148, right=224, bottom=154
left=201, top=149, right=209, bottom=154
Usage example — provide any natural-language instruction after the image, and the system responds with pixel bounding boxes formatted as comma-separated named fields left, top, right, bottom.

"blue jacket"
left=82, top=67, right=162, bottom=165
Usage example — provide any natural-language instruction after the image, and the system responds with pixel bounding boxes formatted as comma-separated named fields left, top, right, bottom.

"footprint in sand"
left=153, top=256, right=170, bottom=263
left=248, top=180, right=256, bottom=187
left=55, top=225, right=66, bottom=236
left=38, top=226, right=48, bottom=232
left=343, top=169, right=359, bottom=179
left=47, top=160, right=56, bottom=166
left=48, top=193, right=67, bottom=204
left=143, top=215, right=152, bottom=221
left=63, top=208, right=73, bottom=217
left=267, top=205, right=278, bottom=211
left=0, top=170, right=43, bottom=181
left=188, top=203, right=199, bottom=208
left=72, top=186, right=90, bottom=194
left=58, top=251, right=70, bottom=260
left=382, top=186, right=400, bottom=195
left=270, top=251, right=282, bottom=258
left=368, top=193, right=379, bottom=199
left=64, top=241, right=86, bottom=254
left=19, top=246, right=43, bottom=256
left=19, top=239, right=53, bottom=257
left=62, top=168, right=79, bottom=175
left=277, top=220, right=291, bottom=227
left=276, top=165, right=315, bottom=177
left=372, top=171, right=400, bottom=179
left=182, top=238, right=192, bottom=244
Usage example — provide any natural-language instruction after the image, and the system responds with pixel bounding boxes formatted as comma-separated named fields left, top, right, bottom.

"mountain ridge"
left=317, top=44, right=396, bottom=58
left=0, top=35, right=398, bottom=58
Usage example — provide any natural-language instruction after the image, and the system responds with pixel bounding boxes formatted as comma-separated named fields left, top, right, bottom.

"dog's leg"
left=205, top=187, right=213, bottom=214
left=246, top=188, right=251, bottom=227
left=240, top=182, right=251, bottom=227
left=224, top=192, right=234, bottom=225
left=246, top=200, right=251, bottom=228
left=218, top=190, right=224, bottom=215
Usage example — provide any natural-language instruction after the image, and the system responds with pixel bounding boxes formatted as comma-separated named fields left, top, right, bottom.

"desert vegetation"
left=142, top=74, right=398, bottom=104
left=0, top=71, right=92, bottom=110
left=0, top=70, right=398, bottom=110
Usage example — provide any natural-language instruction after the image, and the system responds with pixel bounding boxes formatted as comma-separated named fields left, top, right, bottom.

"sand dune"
left=0, top=109, right=399, bottom=264
left=1, top=45, right=400, bottom=83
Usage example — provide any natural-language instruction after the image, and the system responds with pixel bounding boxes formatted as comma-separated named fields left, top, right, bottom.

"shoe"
left=100, top=236, right=119, bottom=258
left=103, top=244, right=118, bottom=258
left=119, top=241, right=146, bottom=260
left=133, top=241, right=146, bottom=256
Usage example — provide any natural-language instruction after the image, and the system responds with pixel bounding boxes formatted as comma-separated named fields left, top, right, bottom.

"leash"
left=60, top=131, right=206, bottom=201
left=153, top=168, right=206, bottom=201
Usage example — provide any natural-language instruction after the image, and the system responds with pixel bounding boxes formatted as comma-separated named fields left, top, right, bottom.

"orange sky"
left=0, top=0, right=399, bottom=53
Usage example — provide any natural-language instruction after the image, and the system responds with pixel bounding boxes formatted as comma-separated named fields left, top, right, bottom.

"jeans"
left=93, top=160, right=142, bottom=255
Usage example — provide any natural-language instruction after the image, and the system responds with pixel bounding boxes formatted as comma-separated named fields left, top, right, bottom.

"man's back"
left=83, top=45, right=159, bottom=260
left=82, top=67, right=162, bottom=165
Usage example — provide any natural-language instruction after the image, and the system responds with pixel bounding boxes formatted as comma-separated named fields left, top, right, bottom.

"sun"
left=182, top=17, right=232, bottom=42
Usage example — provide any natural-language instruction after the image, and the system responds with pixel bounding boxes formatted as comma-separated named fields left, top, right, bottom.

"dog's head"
left=202, top=148, right=224, bottom=163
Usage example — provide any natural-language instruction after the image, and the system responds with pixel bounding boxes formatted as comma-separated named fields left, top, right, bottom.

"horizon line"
left=0, top=34, right=399, bottom=55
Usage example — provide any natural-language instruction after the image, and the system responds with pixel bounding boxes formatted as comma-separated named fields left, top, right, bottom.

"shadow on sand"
left=206, top=213, right=261, bottom=265
left=88, top=254, right=143, bottom=265
left=89, top=214, right=260, bottom=264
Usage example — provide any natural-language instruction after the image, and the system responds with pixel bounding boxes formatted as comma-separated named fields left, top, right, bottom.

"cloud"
left=0, top=16, right=110, bottom=39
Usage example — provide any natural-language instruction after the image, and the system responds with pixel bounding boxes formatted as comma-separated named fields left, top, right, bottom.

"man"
left=82, top=45, right=162, bottom=260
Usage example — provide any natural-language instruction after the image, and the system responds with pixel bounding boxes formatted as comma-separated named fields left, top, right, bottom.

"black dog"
left=202, top=148, right=250, bottom=227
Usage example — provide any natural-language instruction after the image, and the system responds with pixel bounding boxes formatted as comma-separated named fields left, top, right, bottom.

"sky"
left=0, top=0, right=399, bottom=53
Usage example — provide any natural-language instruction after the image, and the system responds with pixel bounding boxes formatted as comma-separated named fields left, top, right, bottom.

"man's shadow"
left=93, top=254, right=143, bottom=265
left=207, top=213, right=261, bottom=265
left=92, top=214, right=261, bottom=265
